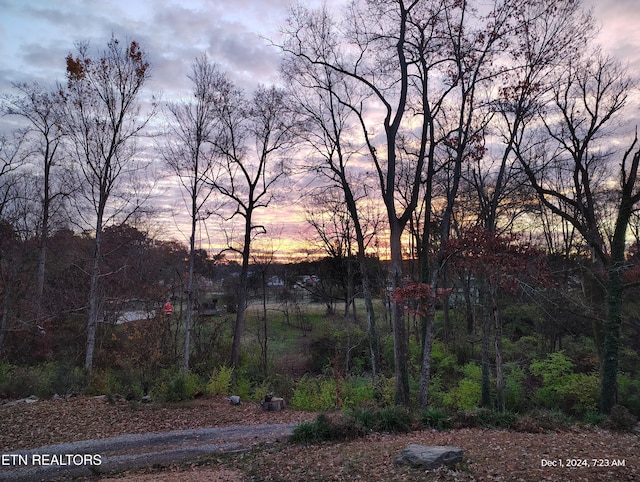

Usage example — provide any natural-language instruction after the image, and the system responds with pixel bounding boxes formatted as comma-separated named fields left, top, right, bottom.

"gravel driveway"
left=0, top=423, right=298, bottom=481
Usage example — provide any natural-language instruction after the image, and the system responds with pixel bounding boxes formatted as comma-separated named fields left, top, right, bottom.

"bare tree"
left=0, top=132, right=28, bottom=356
left=2, top=82, right=70, bottom=312
left=209, top=83, right=296, bottom=370
left=282, top=29, right=383, bottom=376
left=304, top=188, right=378, bottom=373
left=518, top=51, right=638, bottom=413
left=162, top=55, right=223, bottom=372
left=250, top=238, right=279, bottom=375
left=280, top=0, right=449, bottom=406
left=455, top=0, right=594, bottom=411
left=0, top=133, right=25, bottom=223
left=60, top=36, right=154, bottom=372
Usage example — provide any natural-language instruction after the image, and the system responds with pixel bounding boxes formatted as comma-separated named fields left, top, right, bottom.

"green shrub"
left=421, top=407, right=451, bottom=430
left=232, top=374, right=253, bottom=401
left=0, top=362, right=84, bottom=398
left=248, top=378, right=272, bottom=403
left=513, top=335, right=545, bottom=361
left=206, top=365, right=233, bottom=396
left=618, top=374, right=640, bottom=416
left=426, top=375, right=447, bottom=407
left=289, top=417, right=330, bottom=444
left=0, top=364, right=41, bottom=397
left=0, top=362, right=13, bottom=397
left=375, top=406, right=414, bottom=433
left=530, top=352, right=599, bottom=415
left=156, top=370, right=202, bottom=402
left=375, top=374, right=396, bottom=408
left=290, top=375, right=337, bottom=411
left=289, top=412, right=364, bottom=444
left=559, top=373, right=599, bottom=415
left=184, top=371, right=201, bottom=397
left=450, top=408, right=519, bottom=429
left=444, top=363, right=481, bottom=411
left=530, top=351, right=573, bottom=408
left=504, top=363, right=526, bottom=412
left=351, top=407, right=378, bottom=432
left=87, top=368, right=123, bottom=396
left=431, top=340, right=459, bottom=378
left=342, top=377, right=375, bottom=408
left=583, top=411, right=607, bottom=426
left=350, top=405, right=414, bottom=433
left=491, top=410, right=520, bottom=429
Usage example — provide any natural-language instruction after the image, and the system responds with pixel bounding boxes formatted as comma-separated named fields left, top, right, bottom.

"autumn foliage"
left=391, top=282, right=451, bottom=317
left=392, top=228, right=551, bottom=316
left=445, top=227, right=553, bottom=293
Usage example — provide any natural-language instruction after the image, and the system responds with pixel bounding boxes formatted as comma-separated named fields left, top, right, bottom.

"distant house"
left=267, top=275, right=285, bottom=287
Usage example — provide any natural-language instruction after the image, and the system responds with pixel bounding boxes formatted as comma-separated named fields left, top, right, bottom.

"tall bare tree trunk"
left=36, top=155, right=51, bottom=310
left=231, top=212, right=253, bottom=369
left=183, top=220, right=196, bottom=372
left=492, top=284, right=505, bottom=412
left=85, top=225, right=102, bottom=372
left=389, top=221, right=409, bottom=406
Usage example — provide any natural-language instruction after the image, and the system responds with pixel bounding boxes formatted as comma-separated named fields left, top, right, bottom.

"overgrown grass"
left=421, top=407, right=451, bottom=430
left=0, top=361, right=83, bottom=398
left=290, top=403, right=610, bottom=446
left=290, top=375, right=337, bottom=411
left=290, top=412, right=365, bottom=444
left=3, top=299, right=639, bottom=435
left=153, top=370, right=203, bottom=402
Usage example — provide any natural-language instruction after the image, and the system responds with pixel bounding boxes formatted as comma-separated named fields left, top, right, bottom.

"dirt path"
left=0, top=422, right=297, bottom=481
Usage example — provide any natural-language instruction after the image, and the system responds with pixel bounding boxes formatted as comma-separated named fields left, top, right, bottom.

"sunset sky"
left=1, top=0, right=639, bottom=259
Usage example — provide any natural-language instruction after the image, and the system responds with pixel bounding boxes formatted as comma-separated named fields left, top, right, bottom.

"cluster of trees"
left=1, top=0, right=639, bottom=414
left=276, top=0, right=640, bottom=414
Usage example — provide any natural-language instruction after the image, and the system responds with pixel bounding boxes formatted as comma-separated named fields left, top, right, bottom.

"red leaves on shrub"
left=445, top=227, right=552, bottom=293
left=391, top=281, right=452, bottom=317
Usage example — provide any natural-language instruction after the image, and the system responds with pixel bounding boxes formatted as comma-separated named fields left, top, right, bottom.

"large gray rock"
left=394, top=444, right=463, bottom=469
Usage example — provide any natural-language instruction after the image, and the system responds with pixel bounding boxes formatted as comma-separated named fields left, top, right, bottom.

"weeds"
left=421, top=407, right=451, bottom=430
left=154, top=370, right=202, bottom=402
left=206, top=365, right=233, bottom=396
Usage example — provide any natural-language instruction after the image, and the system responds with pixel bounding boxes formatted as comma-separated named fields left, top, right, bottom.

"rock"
left=141, top=395, right=152, bottom=403
left=25, top=395, right=39, bottom=404
left=229, top=395, right=241, bottom=405
left=394, top=444, right=463, bottom=469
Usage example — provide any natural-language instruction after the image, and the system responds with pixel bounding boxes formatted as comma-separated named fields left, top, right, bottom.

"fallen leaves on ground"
left=221, top=427, right=639, bottom=481
left=0, top=395, right=316, bottom=450
left=2, top=396, right=638, bottom=481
